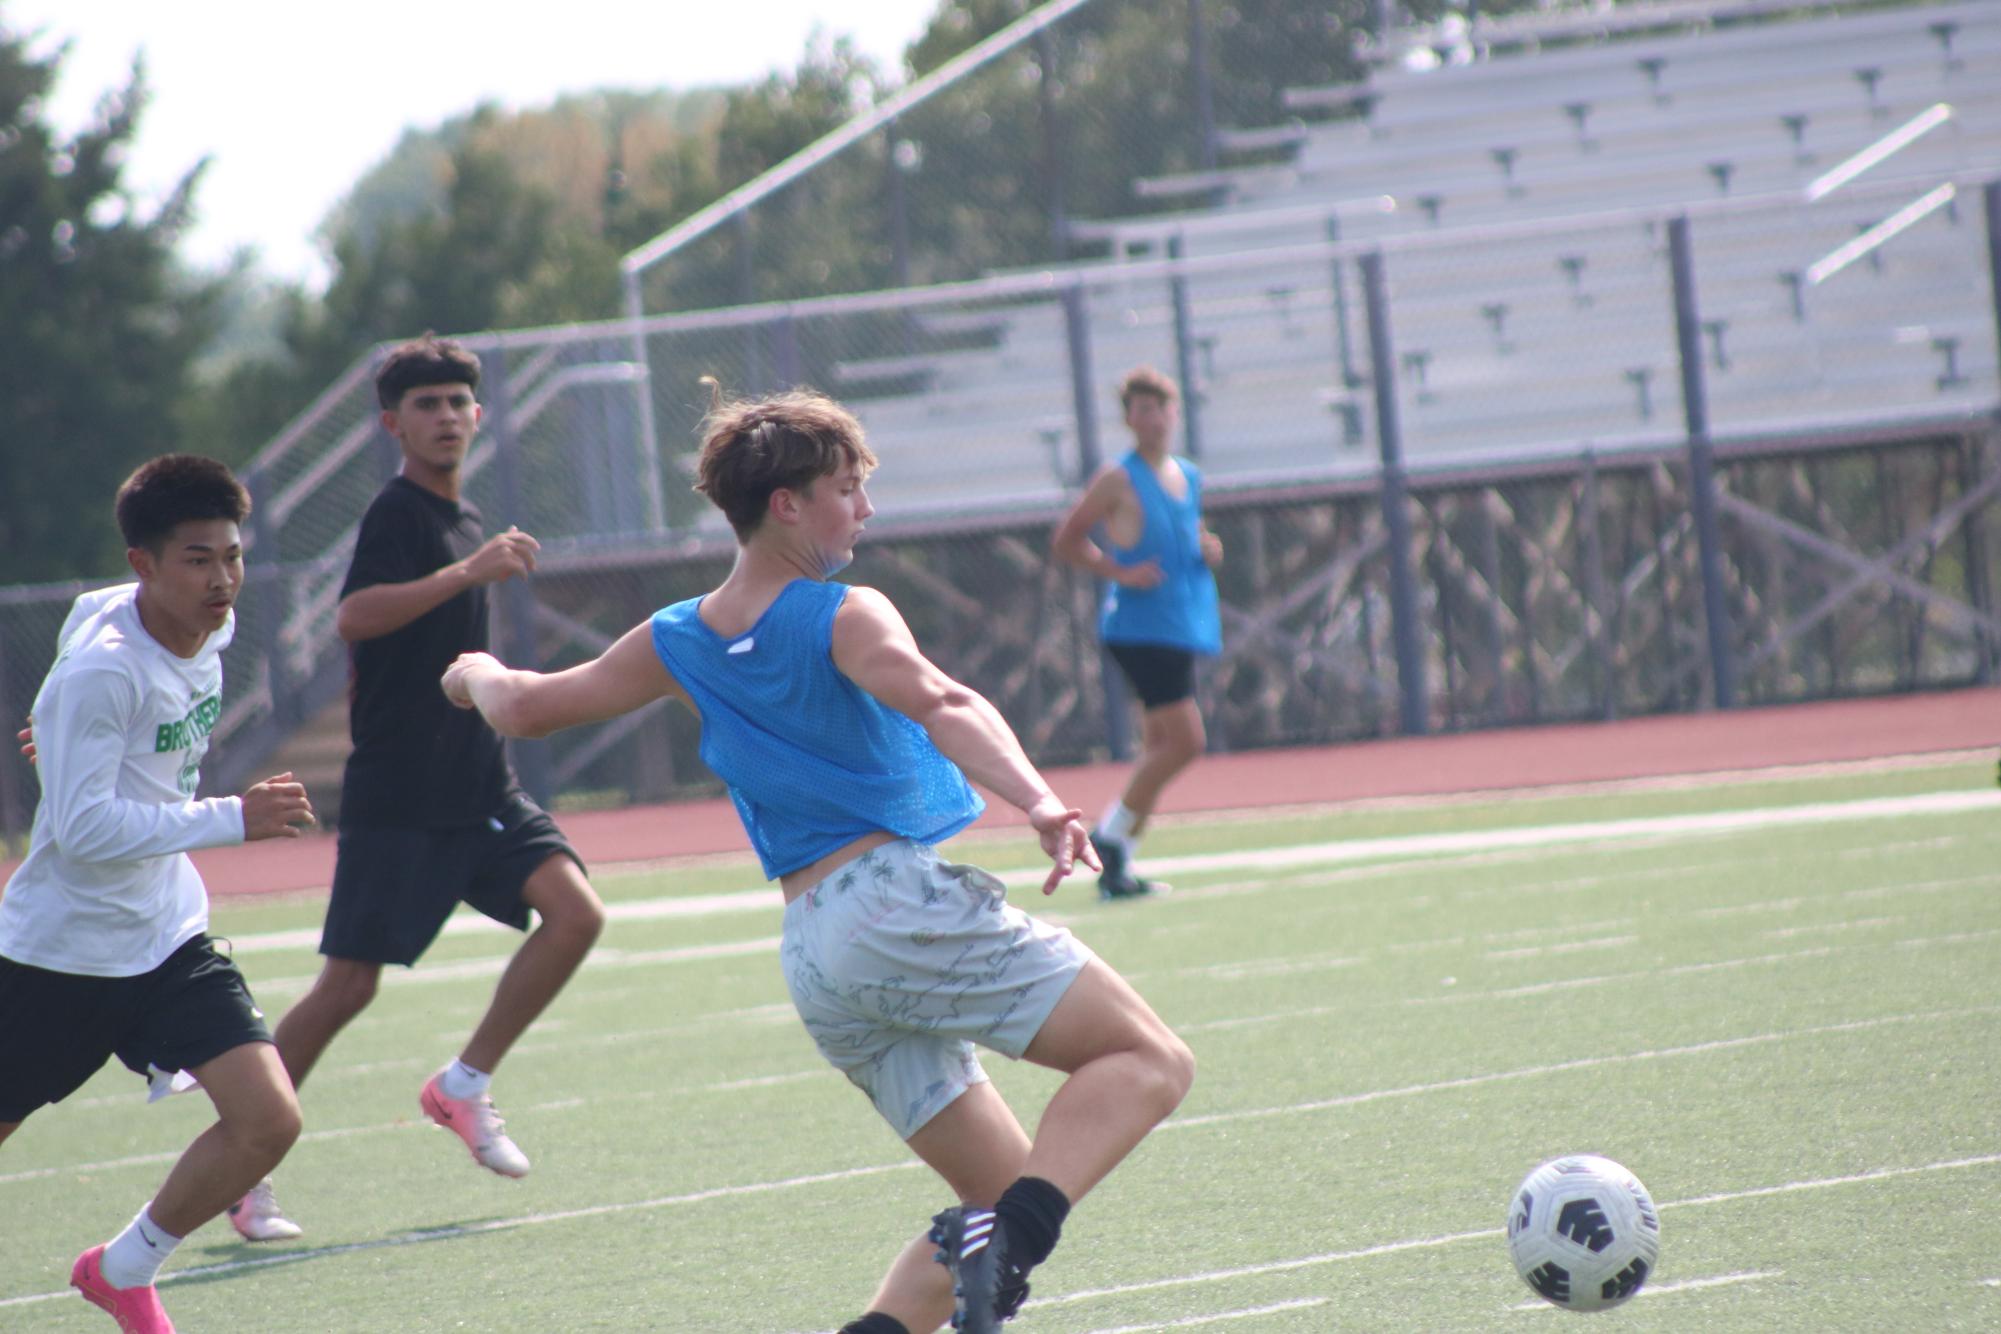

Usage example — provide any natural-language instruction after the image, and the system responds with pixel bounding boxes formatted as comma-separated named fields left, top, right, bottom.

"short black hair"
left=375, top=334, right=481, bottom=410
left=115, top=454, right=252, bottom=553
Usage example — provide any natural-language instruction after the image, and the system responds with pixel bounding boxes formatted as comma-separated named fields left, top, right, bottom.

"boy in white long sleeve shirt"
left=0, top=455, right=316, bottom=1334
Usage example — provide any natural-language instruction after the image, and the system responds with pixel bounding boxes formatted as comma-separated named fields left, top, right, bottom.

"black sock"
left=994, top=1176, right=1071, bottom=1269
left=838, top=1315, right=909, bottom=1334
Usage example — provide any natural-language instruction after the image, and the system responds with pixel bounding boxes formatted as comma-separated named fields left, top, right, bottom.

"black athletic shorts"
left=0, top=934, right=272, bottom=1123
left=1106, top=641, right=1199, bottom=709
left=321, top=791, right=583, bottom=966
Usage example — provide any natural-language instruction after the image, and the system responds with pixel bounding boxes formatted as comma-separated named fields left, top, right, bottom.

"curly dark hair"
left=376, top=334, right=481, bottom=410
left=115, top=454, right=252, bottom=553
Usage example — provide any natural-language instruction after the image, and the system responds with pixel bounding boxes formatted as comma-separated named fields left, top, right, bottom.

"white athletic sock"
left=1095, top=800, right=1139, bottom=847
left=441, top=1058, right=492, bottom=1101
left=100, top=1206, right=180, bottom=1289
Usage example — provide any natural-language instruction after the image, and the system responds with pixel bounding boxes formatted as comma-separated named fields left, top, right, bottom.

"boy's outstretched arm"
left=443, top=621, right=683, bottom=739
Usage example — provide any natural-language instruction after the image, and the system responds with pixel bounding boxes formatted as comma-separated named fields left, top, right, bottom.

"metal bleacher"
left=834, top=0, right=2001, bottom=518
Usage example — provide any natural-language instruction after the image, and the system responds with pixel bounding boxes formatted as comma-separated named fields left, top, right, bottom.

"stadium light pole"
left=1360, top=250, right=1429, bottom=736
left=1667, top=214, right=1737, bottom=709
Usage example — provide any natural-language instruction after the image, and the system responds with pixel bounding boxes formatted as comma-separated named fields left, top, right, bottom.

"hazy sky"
left=11, top=0, right=943, bottom=288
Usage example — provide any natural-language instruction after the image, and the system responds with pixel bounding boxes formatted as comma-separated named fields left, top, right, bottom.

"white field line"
left=0, top=1160, right=925, bottom=1309
left=55, top=1001, right=800, bottom=1113
left=11, top=1001, right=1995, bottom=1197
left=1185, top=927, right=1997, bottom=1028
left=1161, top=1004, right=2001, bottom=1133
left=1508, top=1270, right=1783, bottom=1310
left=242, top=808, right=1992, bottom=996
left=1485, top=935, right=1639, bottom=961
left=1764, top=915, right=1902, bottom=939
left=1081, top=1297, right=1334, bottom=1332
left=248, top=935, right=784, bottom=1000
left=2, top=1142, right=1994, bottom=1313
left=999, top=790, right=2001, bottom=890
left=215, top=789, right=2001, bottom=961
left=1037, top=1156, right=2001, bottom=1311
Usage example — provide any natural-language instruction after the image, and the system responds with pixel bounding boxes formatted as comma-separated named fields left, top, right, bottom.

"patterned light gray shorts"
left=781, top=839, right=1095, bottom=1139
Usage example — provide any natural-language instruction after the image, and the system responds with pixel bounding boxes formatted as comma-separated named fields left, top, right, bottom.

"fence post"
left=735, top=212, right=765, bottom=390
left=1327, top=218, right=1362, bottom=390
left=1167, top=235, right=1205, bottom=461
left=1062, top=280, right=1131, bottom=761
left=1578, top=449, right=1616, bottom=718
left=1667, top=214, right=1737, bottom=708
left=0, top=625, right=23, bottom=838
left=1970, top=178, right=2001, bottom=681
left=1360, top=250, right=1429, bottom=736
left=1187, top=0, right=1219, bottom=171
left=771, top=312, right=802, bottom=388
left=1033, top=29, right=1072, bottom=259
left=244, top=466, right=296, bottom=732
left=619, top=269, right=666, bottom=534
left=482, top=349, right=555, bottom=804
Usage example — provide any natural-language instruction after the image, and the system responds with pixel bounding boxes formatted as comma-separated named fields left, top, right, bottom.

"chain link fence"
left=5, top=0, right=2001, bottom=838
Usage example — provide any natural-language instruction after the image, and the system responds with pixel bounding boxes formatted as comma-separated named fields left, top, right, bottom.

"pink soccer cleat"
left=419, top=1070, right=531, bottom=1178
left=70, top=1245, right=174, bottom=1333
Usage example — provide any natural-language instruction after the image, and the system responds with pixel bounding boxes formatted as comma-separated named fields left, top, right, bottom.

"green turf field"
left=5, top=759, right=1998, bottom=1331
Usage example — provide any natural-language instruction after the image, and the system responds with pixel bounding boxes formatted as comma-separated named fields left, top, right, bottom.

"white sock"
left=440, top=1058, right=491, bottom=1101
left=1096, top=800, right=1139, bottom=847
left=100, top=1206, right=179, bottom=1289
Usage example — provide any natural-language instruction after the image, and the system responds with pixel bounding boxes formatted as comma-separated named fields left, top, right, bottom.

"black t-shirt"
left=338, top=476, right=515, bottom=827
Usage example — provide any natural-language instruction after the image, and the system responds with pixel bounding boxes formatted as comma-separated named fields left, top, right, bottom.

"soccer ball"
left=1506, top=1154, right=1660, bottom=1312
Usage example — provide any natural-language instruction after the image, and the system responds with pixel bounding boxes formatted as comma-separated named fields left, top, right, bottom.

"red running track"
left=5, top=686, right=1995, bottom=897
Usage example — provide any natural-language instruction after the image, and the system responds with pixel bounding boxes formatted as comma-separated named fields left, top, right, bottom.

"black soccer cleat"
left=929, top=1206, right=1030, bottom=1332
left=1090, top=835, right=1168, bottom=903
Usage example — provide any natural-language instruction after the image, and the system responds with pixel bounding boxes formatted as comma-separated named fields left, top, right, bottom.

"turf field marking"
left=1836, top=833, right=1965, bottom=859
left=209, top=789, right=2000, bottom=964
left=1169, top=952, right=1366, bottom=981
left=1161, top=1005, right=2001, bottom=1132
left=1015, top=790, right=2001, bottom=890
left=1763, top=915, right=1902, bottom=939
left=1079, top=1297, right=1333, bottom=1331
left=0, top=1160, right=928, bottom=1310
left=3, top=1143, right=1993, bottom=1312
left=1485, top=934, right=1639, bottom=960
left=1035, top=1156, right=2000, bottom=1310
left=3, top=1000, right=1955, bottom=1188
left=1508, top=1270, right=1783, bottom=1310
left=250, top=935, right=784, bottom=998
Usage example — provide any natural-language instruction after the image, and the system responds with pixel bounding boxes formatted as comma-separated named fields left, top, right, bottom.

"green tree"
left=0, top=27, right=222, bottom=581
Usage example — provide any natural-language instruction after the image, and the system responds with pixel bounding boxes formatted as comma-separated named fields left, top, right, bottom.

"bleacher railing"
left=5, top=0, right=2000, bottom=836
left=2, top=163, right=1995, bottom=835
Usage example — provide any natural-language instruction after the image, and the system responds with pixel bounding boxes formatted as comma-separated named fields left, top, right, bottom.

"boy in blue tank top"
left=441, top=384, right=1195, bottom=1334
left=1053, top=367, right=1224, bottom=901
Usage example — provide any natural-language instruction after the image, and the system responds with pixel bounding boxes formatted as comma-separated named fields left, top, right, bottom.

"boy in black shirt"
left=229, top=337, right=604, bottom=1239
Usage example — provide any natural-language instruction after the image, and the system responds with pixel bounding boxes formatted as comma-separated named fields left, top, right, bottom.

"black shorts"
left=1106, top=641, right=1199, bottom=709
left=0, top=935, right=272, bottom=1123
left=322, top=792, right=583, bottom=966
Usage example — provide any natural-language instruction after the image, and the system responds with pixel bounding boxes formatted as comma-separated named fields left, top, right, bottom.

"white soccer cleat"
left=420, top=1071, right=531, bottom=1179
left=227, top=1177, right=303, bottom=1242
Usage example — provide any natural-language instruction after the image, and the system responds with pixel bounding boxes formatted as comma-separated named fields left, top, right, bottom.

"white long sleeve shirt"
left=0, top=585, right=245, bottom=976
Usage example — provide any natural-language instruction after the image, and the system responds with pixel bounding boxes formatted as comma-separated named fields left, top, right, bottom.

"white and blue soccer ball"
left=1506, top=1154, right=1661, bottom=1312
